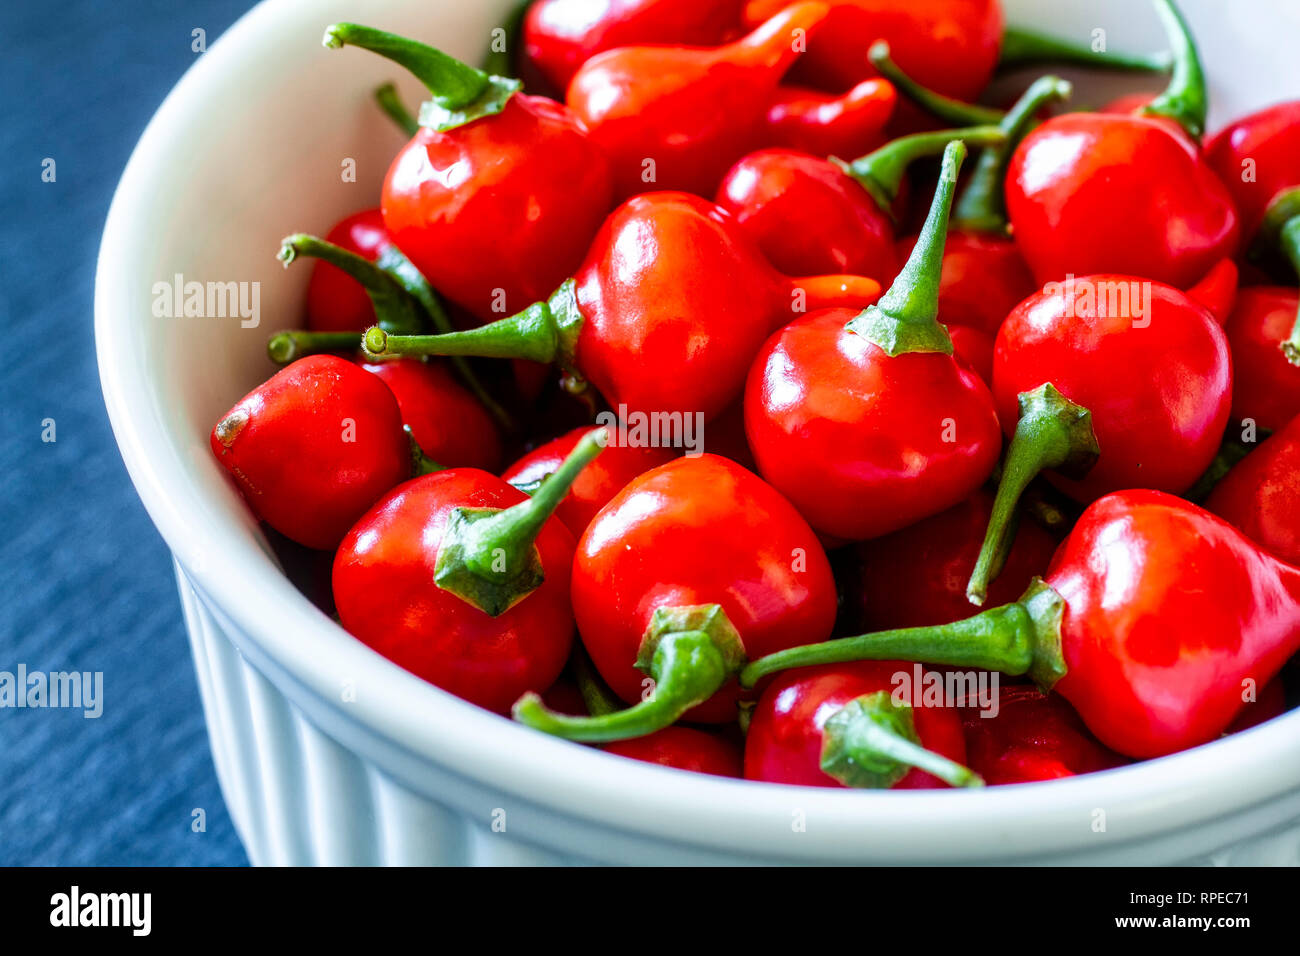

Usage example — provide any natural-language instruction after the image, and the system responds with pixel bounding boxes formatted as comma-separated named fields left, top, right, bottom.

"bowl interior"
left=96, top=0, right=1300, bottom=861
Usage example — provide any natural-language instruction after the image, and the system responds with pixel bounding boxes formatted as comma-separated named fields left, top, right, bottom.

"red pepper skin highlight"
left=210, top=355, right=410, bottom=550
left=382, top=93, right=613, bottom=322
left=356, top=359, right=502, bottom=471
left=961, top=685, right=1127, bottom=785
left=1222, top=287, right=1300, bottom=431
left=566, top=2, right=831, bottom=200
left=762, top=79, right=896, bottom=158
left=502, top=425, right=677, bottom=537
left=305, top=209, right=393, bottom=332
left=1205, top=100, right=1300, bottom=239
left=744, top=307, right=1002, bottom=540
left=572, top=455, right=837, bottom=723
left=992, top=276, right=1232, bottom=501
left=524, top=0, right=745, bottom=94
left=743, top=0, right=1002, bottom=108
left=332, top=471, right=577, bottom=715
left=1206, top=414, right=1300, bottom=566
left=1005, top=113, right=1240, bottom=288
left=845, top=490, right=1059, bottom=632
left=602, top=726, right=743, bottom=777
left=744, top=662, right=970, bottom=788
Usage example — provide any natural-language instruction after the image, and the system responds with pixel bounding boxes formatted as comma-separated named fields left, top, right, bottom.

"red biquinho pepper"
left=324, top=24, right=613, bottom=322
left=513, top=454, right=838, bottom=738
left=524, top=0, right=745, bottom=93
left=961, top=686, right=1127, bottom=785
left=1205, top=99, right=1300, bottom=239
left=716, top=123, right=1005, bottom=282
left=745, top=662, right=981, bottom=789
left=567, top=2, right=831, bottom=199
left=333, top=430, right=607, bottom=714
left=304, top=209, right=394, bottom=333
left=210, top=355, right=413, bottom=550
left=742, top=490, right=1300, bottom=759
left=501, top=425, right=677, bottom=537
left=1207, top=414, right=1300, bottom=566
left=741, top=0, right=1003, bottom=108
left=362, top=191, right=880, bottom=423
left=963, top=276, right=1231, bottom=605
left=762, top=79, right=896, bottom=158
left=744, top=141, right=1003, bottom=542
left=603, top=727, right=743, bottom=777
left=1005, top=1, right=1239, bottom=288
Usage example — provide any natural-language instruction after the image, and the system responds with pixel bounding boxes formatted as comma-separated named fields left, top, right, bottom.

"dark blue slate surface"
left=0, top=0, right=253, bottom=865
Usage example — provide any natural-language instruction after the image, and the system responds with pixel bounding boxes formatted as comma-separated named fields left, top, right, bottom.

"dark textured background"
left=0, top=0, right=252, bottom=866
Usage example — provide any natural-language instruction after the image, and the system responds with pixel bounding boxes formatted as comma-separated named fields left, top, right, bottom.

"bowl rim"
left=95, top=0, right=1300, bottom=862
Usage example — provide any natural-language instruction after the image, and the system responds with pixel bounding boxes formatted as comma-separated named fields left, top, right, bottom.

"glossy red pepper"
left=762, top=79, right=896, bottom=158
left=304, top=209, right=394, bottom=332
left=1221, top=287, right=1300, bottom=430
left=844, top=490, right=1059, bottom=633
left=961, top=685, right=1127, bottom=785
left=742, top=0, right=1002, bottom=108
left=523, top=0, right=745, bottom=93
left=501, top=425, right=677, bottom=537
left=333, top=430, right=606, bottom=713
left=743, top=490, right=1300, bottom=759
left=325, top=24, right=613, bottom=322
left=210, top=355, right=412, bottom=550
left=1205, top=100, right=1300, bottom=239
left=356, top=359, right=502, bottom=471
left=363, top=191, right=881, bottom=423
left=745, top=662, right=980, bottom=788
left=603, top=727, right=743, bottom=777
left=1184, top=257, right=1239, bottom=326
left=1005, top=2, right=1239, bottom=288
left=513, top=454, right=838, bottom=738
left=744, top=142, right=1003, bottom=542
left=567, top=2, right=831, bottom=199
left=1207, top=414, right=1300, bottom=566
left=716, top=124, right=1004, bottom=282
left=946, top=324, right=995, bottom=386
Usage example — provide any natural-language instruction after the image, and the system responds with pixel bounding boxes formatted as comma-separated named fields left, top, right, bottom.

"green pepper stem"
left=998, top=25, right=1174, bottom=73
left=266, top=330, right=362, bottom=365
left=821, top=693, right=984, bottom=788
left=967, top=384, right=1098, bottom=606
left=1279, top=215, right=1300, bottom=365
left=1140, top=0, right=1208, bottom=140
left=324, top=23, right=489, bottom=109
left=373, top=81, right=419, bottom=136
left=432, top=428, right=606, bottom=615
left=838, top=124, right=1004, bottom=215
left=741, top=578, right=1068, bottom=691
left=845, top=140, right=968, bottom=356
left=868, top=42, right=1005, bottom=127
left=405, top=425, right=444, bottom=476
left=952, top=76, right=1072, bottom=234
left=572, top=645, right=621, bottom=717
left=279, top=233, right=425, bottom=335
left=514, top=629, right=736, bottom=743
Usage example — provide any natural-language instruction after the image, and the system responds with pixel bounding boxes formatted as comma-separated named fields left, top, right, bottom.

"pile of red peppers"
left=208, top=0, right=1300, bottom=790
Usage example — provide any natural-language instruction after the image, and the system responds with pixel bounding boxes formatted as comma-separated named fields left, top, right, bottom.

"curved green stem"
left=434, top=428, right=606, bottom=615
left=483, top=0, right=531, bottom=78
left=514, top=605, right=747, bottom=742
left=572, top=645, right=621, bottom=717
left=323, top=23, right=520, bottom=132
left=869, top=42, right=1005, bottom=127
left=1140, top=0, right=1207, bottom=140
left=967, top=384, right=1098, bottom=606
left=1278, top=215, right=1300, bottom=365
left=845, top=140, right=968, bottom=356
left=373, top=81, right=419, bottom=136
left=836, top=124, right=1005, bottom=216
left=279, top=233, right=425, bottom=335
left=821, top=693, right=984, bottom=788
left=266, top=330, right=362, bottom=365
left=740, top=578, right=1068, bottom=691
left=365, top=279, right=583, bottom=370
left=999, top=25, right=1174, bottom=73
left=953, top=76, right=1072, bottom=234
left=406, top=425, right=444, bottom=476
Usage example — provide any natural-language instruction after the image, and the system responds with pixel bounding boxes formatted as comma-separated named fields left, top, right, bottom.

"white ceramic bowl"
left=97, top=0, right=1300, bottom=865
